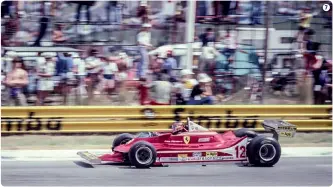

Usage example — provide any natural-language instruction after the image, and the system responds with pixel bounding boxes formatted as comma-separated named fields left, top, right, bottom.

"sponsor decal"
left=279, top=131, right=293, bottom=137
left=206, top=152, right=218, bottom=157
left=164, top=140, right=183, bottom=143
left=178, top=154, right=188, bottom=161
left=187, top=156, right=234, bottom=161
left=198, top=137, right=210, bottom=143
left=2, top=112, right=62, bottom=132
left=160, top=157, right=178, bottom=162
left=183, top=136, right=190, bottom=144
left=159, top=156, right=235, bottom=162
left=193, top=152, right=202, bottom=157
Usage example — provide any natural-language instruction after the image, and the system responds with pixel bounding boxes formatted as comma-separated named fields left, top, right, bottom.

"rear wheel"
left=128, top=141, right=157, bottom=168
left=246, top=135, right=281, bottom=167
left=112, top=133, right=134, bottom=151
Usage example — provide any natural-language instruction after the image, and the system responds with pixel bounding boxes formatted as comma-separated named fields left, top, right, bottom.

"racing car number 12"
left=235, top=146, right=246, bottom=158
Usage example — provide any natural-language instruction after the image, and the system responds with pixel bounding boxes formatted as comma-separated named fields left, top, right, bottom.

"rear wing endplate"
left=262, top=120, right=297, bottom=141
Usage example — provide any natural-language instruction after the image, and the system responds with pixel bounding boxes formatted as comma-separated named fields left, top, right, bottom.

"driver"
left=171, top=121, right=187, bottom=135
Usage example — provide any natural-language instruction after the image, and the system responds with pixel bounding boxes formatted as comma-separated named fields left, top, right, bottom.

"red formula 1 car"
left=78, top=118, right=296, bottom=168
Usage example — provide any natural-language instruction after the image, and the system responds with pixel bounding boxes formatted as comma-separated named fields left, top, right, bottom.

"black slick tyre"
left=234, top=128, right=258, bottom=138
left=246, top=135, right=281, bottom=167
left=128, top=141, right=157, bottom=168
left=112, top=133, right=134, bottom=150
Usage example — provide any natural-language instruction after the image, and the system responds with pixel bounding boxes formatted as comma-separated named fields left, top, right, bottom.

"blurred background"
left=1, top=0, right=332, bottom=106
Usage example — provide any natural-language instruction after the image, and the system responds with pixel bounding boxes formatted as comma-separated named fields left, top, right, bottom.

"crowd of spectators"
left=1, top=47, right=216, bottom=106
left=1, top=1, right=331, bottom=106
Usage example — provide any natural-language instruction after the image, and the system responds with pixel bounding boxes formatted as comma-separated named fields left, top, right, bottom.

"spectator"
left=137, top=77, right=150, bottom=105
left=85, top=49, right=103, bottom=104
left=137, top=23, right=153, bottom=78
left=187, top=73, right=214, bottom=105
left=199, top=42, right=220, bottom=74
left=213, top=1, right=231, bottom=21
left=175, top=69, right=198, bottom=105
left=4, top=57, right=28, bottom=106
left=119, top=52, right=132, bottom=69
left=72, top=53, right=87, bottom=102
left=295, top=7, right=316, bottom=51
left=2, top=51, right=17, bottom=73
left=150, top=73, right=173, bottom=105
left=137, top=0, right=149, bottom=23
left=149, top=53, right=163, bottom=81
left=219, top=28, right=237, bottom=62
left=106, top=1, right=122, bottom=24
left=116, top=60, right=129, bottom=104
left=56, top=52, right=74, bottom=104
left=76, top=1, right=95, bottom=23
left=32, top=2, right=55, bottom=46
left=102, top=57, right=119, bottom=98
left=162, top=50, right=177, bottom=78
left=250, top=1, right=262, bottom=25
left=308, top=44, right=331, bottom=104
left=36, top=53, right=55, bottom=106
left=52, top=24, right=66, bottom=45
left=221, top=1, right=231, bottom=21
left=198, top=28, right=215, bottom=47
left=1, top=16, right=19, bottom=46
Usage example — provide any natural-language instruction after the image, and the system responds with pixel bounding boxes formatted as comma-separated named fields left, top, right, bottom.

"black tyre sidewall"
left=112, top=133, right=134, bottom=150
left=247, top=136, right=281, bottom=167
left=234, top=128, right=258, bottom=138
left=128, top=141, right=157, bottom=168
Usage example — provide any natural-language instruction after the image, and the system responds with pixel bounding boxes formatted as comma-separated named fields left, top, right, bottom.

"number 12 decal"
left=235, top=146, right=246, bottom=158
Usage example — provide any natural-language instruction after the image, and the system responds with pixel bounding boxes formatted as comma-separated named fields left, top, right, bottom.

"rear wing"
left=262, top=120, right=297, bottom=141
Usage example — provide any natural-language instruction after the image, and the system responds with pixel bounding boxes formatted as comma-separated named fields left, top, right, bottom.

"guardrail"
left=1, top=105, right=331, bottom=134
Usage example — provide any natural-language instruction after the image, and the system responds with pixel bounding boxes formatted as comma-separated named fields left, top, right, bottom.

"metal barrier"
left=1, top=105, right=331, bottom=133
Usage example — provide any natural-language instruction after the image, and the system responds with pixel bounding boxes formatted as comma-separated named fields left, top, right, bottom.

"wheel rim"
left=135, top=146, right=153, bottom=165
left=259, top=144, right=276, bottom=162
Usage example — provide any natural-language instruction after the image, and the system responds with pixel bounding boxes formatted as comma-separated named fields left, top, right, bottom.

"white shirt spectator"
left=103, top=62, right=118, bottom=75
left=137, top=31, right=151, bottom=47
left=73, top=58, right=86, bottom=76
left=201, top=45, right=220, bottom=60
left=38, top=61, right=55, bottom=91
left=85, top=57, right=102, bottom=74
left=151, top=80, right=173, bottom=104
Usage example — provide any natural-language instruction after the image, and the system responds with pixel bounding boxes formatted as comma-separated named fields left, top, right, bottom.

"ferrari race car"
left=78, top=118, right=297, bottom=168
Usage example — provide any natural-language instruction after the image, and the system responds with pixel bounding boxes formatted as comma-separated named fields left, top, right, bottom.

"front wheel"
left=234, top=128, right=257, bottom=138
left=112, top=133, right=134, bottom=151
left=128, top=141, right=157, bottom=168
left=246, top=135, right=281, bottom=167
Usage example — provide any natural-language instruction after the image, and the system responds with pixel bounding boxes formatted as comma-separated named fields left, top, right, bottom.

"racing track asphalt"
left=2, top=157, right=332, bottom=186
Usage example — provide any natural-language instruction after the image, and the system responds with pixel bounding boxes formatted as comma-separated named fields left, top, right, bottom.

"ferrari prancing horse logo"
left=183, top=136, right=190, bottom=144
